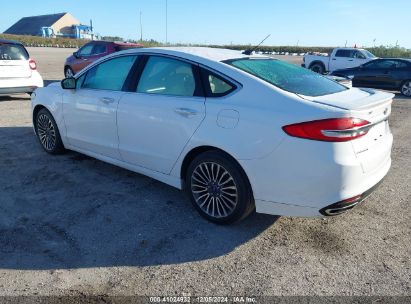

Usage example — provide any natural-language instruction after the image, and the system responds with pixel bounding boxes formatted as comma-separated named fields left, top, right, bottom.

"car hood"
left=299, top=88, right=394, bottom=111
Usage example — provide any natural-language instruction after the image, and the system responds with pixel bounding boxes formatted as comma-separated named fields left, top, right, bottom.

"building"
left=4, top=13, right=93, bottom=39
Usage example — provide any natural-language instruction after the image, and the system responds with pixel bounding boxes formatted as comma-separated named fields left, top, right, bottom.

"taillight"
left=282, top=118, right=370, bottom=142
left=29, top=59, right=37, bottom=70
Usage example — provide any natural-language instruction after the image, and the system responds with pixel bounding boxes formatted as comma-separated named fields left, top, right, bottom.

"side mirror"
left=73, top=51, right=79, bottom=58
left=61, top=77, right=76, bottom=90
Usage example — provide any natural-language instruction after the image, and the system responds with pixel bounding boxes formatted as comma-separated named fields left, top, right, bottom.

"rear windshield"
left=225, top=58, right=347, bottom=97
left=0, top=43, right=29, bottom=60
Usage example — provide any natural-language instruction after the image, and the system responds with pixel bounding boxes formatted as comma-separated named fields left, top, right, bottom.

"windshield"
left=0, top=43, right=29, bottom=60
left=225, top=58, right=347, bottom=97
left=363, top=50, right=376, bottom=58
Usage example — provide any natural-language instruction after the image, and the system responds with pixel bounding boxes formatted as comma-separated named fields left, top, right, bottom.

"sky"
left=1, top=0, right=411, bottom=48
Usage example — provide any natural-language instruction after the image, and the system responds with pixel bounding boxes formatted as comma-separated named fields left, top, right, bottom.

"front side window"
left=0, top=44, right=29, bottom=60
left=82, top=55, right=138, bottom=91
left=226, top=58, right=347, bottom=97
left=137, top=56, right=196, bottom=97
left=78, top=44, right=94, bottom=56
left=353, top=51, right=366, bottom=59
left=92, top=44, right=107, bottom=55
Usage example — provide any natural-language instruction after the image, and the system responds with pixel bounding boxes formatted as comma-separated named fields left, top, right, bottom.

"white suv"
left=0, top=39, right=43, bottom=95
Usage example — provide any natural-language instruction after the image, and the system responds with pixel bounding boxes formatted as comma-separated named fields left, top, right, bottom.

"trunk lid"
left=299, top=87, right=393, bottom=111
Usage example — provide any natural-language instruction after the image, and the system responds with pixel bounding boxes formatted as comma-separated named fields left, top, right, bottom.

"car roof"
left=0, top=39, right=24, bottom=45
left=121, top=47, right=267, bottom=63
left=90, top=40, right=143, bottom=47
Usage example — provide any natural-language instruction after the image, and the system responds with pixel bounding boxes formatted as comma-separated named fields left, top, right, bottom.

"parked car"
left=0, top=39, right=43, bottom=95
left=32, top=47, right=393, bottom=224
left=331, top=58, right=411, bottom=97
left=303, top=48, right=377, bottom=74
left=64, top=41, right=143, bottom=77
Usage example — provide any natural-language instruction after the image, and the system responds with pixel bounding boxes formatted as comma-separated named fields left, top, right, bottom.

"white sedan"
left=31, top=47, right=393, bottom=224
left=0, top=39, right=43, bottom=95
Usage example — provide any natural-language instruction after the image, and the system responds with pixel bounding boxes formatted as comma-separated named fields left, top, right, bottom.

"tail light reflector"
left=282, top=118, right=370, bottom=142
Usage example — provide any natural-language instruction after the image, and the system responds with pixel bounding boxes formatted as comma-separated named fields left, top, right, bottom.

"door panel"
left=117, top=55, right=206, bottom=174
left=62, top=55, right=138, bottom=159
left=63, top=89, right=123, bottom=159
left=117, top=93, right=205, bottom=173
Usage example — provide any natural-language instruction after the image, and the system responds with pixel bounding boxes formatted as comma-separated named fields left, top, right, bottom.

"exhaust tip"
left=319, top=179, right=385, bottom=217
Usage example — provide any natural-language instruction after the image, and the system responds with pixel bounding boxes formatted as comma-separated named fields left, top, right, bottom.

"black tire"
left=64, top=66, right=75, bottom=78
left=35, top=108, right=65, bottom=154
left=186, top=150, right=254, bottom=224
left=310, top=62, right=325, bottom=74
left=400, top=80, right=411, bottom=97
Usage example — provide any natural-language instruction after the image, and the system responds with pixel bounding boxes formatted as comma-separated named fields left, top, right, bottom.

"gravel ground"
left=0, top=48, right=409, bottom=298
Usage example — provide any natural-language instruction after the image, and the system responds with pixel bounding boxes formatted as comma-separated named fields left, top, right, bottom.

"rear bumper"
left=0, top=86, right=38, bottom=94
left=319, top=177, right=385, bottom=216
left=239, top=135, right=392, bottom=218
left=0, top=71, right=43, bottom=94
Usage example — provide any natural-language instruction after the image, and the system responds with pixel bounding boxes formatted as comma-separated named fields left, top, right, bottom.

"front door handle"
left=100, top=97, right=115, bottom=104
left=174, top=108, right=198, bottom=117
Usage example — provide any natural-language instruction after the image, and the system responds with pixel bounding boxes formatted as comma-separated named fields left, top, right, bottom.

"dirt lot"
left=0, top=47, right=410, bottom=298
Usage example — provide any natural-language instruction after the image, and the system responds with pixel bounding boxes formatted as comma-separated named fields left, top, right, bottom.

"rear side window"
left=200, top=68, right=236, bottom=97
left=226, top=58, right=347, bottom=97
left=0, top=44, right=29, bottom=60
left=335, top=50, right=352, bottom=58
left=137, top=56, right=196, bottom=97
left=82, top=55, right=138, bottom=91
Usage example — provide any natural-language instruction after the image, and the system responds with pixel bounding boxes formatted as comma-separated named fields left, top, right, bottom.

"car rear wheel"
left=64, top=67, right=75, bottom=78
left=310, top=63, right=325, bottom=74
left=186, top=151, right=254, bottom=224
left=400, top=80, right=411, bottom=97
left=35, top=108, right=65, bottom=154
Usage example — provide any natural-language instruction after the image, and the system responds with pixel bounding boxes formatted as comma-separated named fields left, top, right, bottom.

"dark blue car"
left=331, top=58, right=411, bottom=97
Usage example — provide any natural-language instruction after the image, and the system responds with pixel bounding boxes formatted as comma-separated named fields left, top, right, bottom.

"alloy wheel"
left=191, top=162, right=238, bottom=219
left=401, top=81, right=411, bottom=97
left=37, top=114, right=57, bottom=151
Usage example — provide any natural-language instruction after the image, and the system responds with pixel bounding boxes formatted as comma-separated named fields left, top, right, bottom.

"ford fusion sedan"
left=64, top=40, right=143, bottom=78
left=31, top=47, right=393, bottom=224
left=332, top=58, right=411, bottom=97
left=0, top=39, right=43, bottom=95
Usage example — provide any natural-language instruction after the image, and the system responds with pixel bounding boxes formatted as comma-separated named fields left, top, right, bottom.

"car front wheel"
left=35, top=108, right=65, bottom=154
left=186, top=151, right=254, bottom=224
left=400, top=80, right=411, bottom=97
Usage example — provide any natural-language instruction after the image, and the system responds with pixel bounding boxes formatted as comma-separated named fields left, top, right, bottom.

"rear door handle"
left=174, top=108, right=198, bottom=117
left=100, top=97, right=115, bottom=104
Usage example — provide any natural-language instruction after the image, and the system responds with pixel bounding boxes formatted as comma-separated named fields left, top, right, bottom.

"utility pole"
left=165, top=0, right=168, bottom=44
left=140, top=11, right=143, bottom=42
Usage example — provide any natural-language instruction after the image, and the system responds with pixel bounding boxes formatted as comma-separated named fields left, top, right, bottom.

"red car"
left=64, top=41, right=143, bottom=77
